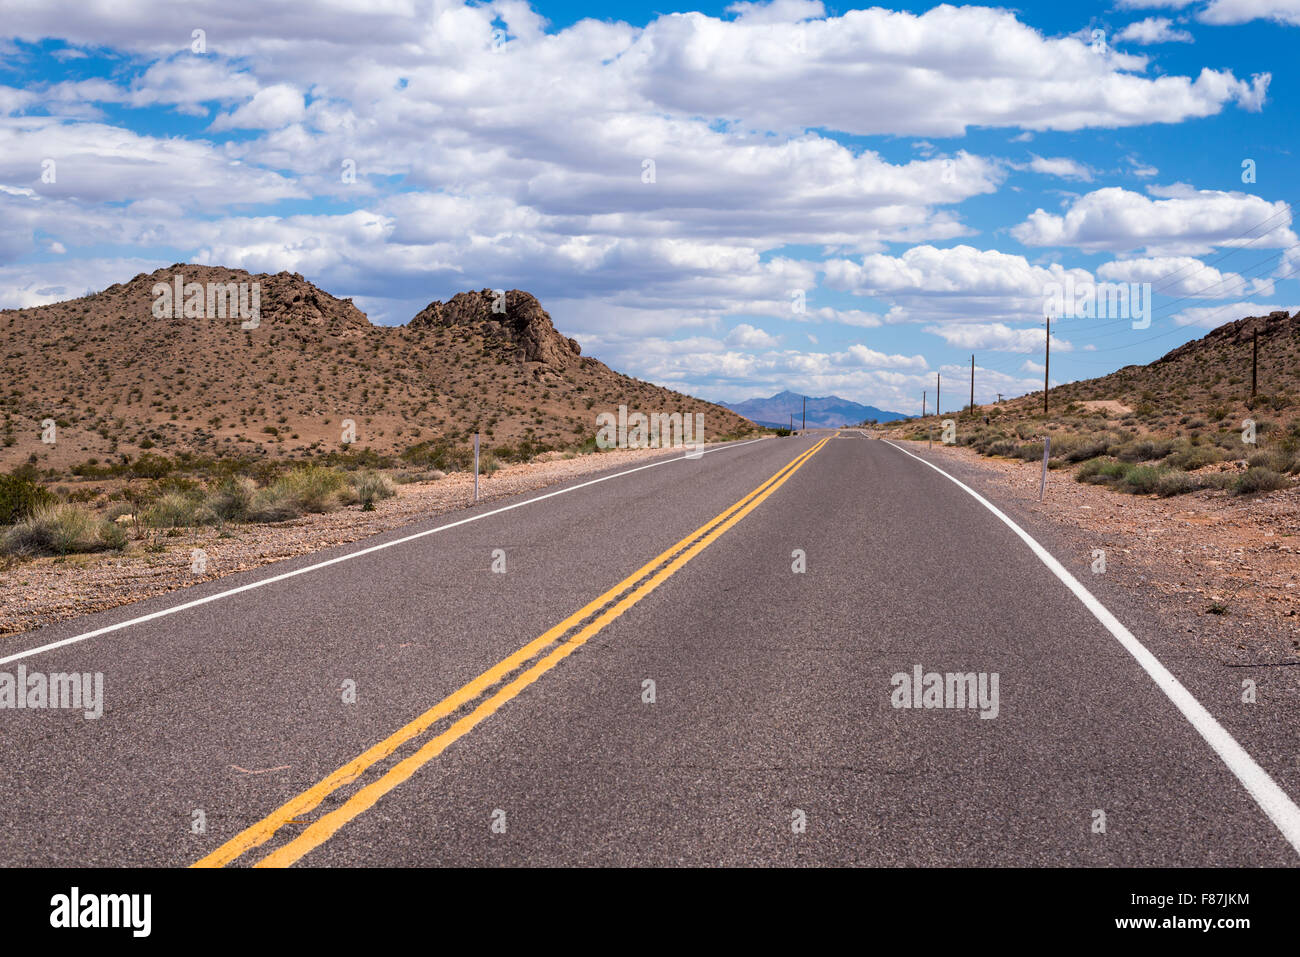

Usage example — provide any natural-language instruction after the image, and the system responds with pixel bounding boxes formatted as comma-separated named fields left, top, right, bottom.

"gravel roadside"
left=892, top=438, right=1300, bottom=665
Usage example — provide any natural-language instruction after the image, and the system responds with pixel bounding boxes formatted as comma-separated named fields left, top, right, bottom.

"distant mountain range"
left=721, top=390, right=907, bottom=429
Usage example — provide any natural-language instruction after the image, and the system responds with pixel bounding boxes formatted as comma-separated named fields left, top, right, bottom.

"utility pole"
left=969, top=354, right=975, bottom=417
left=1251, top=330, right=1258, bottom=402
left=1043, top=312, right=1051, bottom=415
left=922, top=391, right=926, bottom=418
left=936, top=373, right=941, bottom=417
left=996, top=393, right=1004, bottom=404
left=802, top=395, right=806, bottom=432
left=790, top=413, right=793, bottom=432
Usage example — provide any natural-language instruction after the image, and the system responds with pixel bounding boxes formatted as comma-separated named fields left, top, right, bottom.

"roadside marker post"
left=1039, top=435, right=1051, bottom=501
left=474, top=433, right=480, bottom=503
left=1252, top=329, right=1258, bottom=402
left=1043, top=312, right=1051, bottom=414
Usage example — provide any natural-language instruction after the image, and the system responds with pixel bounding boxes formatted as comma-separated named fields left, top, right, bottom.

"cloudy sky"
left=2, top=0, right=1298, bottom=414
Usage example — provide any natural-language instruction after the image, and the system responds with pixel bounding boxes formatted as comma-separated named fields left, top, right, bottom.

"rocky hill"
left=890, top=309, right=1300, bottom=436
left=883, top=309, right=1300, bottom=499
left=0, top=265, right=756, bottom=471
left=1022, top=309, right=1299, bottom=430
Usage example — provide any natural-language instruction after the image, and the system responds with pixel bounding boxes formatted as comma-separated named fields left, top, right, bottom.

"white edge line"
left=0, top=437, right=771, bottom=667
left=883, top=439, right=1300, bottom=857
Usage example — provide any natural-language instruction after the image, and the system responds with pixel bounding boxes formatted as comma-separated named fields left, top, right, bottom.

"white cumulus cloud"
left=1012, top=187, right=1295, bottom=255
left=1116, top=17, right=1195, bottom=43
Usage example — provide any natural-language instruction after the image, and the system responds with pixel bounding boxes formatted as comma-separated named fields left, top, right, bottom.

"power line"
left=906, top=203, right=1297, bottom=397
left=1029, top=203, right=1296, bottom=345
left=1068, top=240, right=1297, bottom=346
left=1140, top=203, right=1294, bottom=295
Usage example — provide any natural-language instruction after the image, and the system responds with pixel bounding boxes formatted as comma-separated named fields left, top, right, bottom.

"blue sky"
left=2, top=0, right=1298, bottom=415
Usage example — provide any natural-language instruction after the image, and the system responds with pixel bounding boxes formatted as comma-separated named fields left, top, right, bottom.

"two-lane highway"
left=1, top=433, right=1297, bottom=866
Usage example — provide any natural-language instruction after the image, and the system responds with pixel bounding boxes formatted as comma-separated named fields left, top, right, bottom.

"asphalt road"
left=2, top=432, right=1298, bottom=866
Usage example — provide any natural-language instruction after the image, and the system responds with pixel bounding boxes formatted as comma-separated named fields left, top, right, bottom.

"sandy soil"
left=1076, top=399, right=1133, bottom=414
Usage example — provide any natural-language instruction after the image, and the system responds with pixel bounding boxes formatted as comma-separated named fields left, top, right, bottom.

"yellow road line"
left=194, top=437, right=828, bottom=868
left=255, top=434, right=829, bottom=867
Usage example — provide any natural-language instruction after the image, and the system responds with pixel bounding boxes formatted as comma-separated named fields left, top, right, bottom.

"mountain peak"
left=408, top=288, right=582, bottom=368
left=88, top=263, right=372, bottom=339
left=722, top=390, right=906, bottom=428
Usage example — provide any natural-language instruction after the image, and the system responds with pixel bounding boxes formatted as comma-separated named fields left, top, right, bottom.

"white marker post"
left=473, top=433, right=480, bottom=503
left=1039, top=435, right=1051, bottom=502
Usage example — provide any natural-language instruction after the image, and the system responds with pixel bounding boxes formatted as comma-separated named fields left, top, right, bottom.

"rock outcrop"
left=407, top=289, right=582, bottom=367
left=1157, top=310, right=1295, bottom=365
left=89, top=264, right=372, bottom=339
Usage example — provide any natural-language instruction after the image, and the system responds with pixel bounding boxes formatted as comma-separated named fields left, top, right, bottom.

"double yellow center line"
left=195, top=435, right=831, bottom=868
